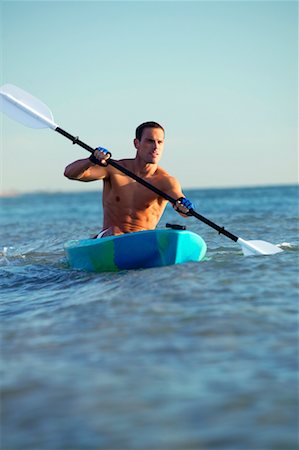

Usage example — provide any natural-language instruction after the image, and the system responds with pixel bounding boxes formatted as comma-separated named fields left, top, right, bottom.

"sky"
left=0, top=0, right=298, bottom=193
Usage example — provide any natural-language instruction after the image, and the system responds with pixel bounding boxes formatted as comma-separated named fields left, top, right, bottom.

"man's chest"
left=105, top=173, right=164, bottom=207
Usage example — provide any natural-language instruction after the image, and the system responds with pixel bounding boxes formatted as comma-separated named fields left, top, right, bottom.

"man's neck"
left=133, top=157, right=158, bottom=178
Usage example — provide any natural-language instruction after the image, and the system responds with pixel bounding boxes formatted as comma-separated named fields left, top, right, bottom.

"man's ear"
left=133, top=138, right=139, bottom=150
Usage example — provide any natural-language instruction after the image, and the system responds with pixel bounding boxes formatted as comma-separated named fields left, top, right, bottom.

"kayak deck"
left=64, top=229, right=207, bottom=272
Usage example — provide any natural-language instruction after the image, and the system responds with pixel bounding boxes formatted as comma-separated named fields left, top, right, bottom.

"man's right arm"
left=64, top=158, right=108, bottom=182
left=64, top=148, right=111, bottom=182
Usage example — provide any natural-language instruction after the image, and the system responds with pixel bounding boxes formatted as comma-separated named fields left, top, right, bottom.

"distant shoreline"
left=0, top=190, right=20, bottom=198
left=1, top=183, right=297, bottom=198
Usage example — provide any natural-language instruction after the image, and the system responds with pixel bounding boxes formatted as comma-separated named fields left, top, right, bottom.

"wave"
left=0, top=245, right=65, bottom=268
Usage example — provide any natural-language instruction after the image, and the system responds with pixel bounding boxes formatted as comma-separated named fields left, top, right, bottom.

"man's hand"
left=89, top=147, right=112, bottom=166
left=174, top=197, right=194, bottom=216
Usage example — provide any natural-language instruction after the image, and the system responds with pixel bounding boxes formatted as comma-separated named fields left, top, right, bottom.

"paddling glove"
left=175, top=197, right=194, bottom=216
left=89, top=147, right=112, bottom=166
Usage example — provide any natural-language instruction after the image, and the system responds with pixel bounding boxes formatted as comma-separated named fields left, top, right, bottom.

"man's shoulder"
left=156, top=166, right=180, bottom=189
left=156, top=165, right=170, bottom=177
left=107, top=158, right=134, bottom=175
left=115, top=158, right=135, bottom=168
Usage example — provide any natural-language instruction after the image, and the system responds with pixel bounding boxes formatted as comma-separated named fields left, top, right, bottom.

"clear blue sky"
left=1, top=0, right=298, bottom=193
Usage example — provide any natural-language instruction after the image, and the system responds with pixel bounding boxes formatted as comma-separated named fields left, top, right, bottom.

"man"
left=64, top=121, right=193, bottom=238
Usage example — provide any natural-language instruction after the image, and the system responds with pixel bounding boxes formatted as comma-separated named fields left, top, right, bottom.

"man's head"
left=134, top=122, right=165, bottom=165
left=135, top=122, right=165, bottom=141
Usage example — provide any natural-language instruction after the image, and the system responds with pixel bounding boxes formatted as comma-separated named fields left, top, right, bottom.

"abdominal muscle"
left=100, top=177, right=167, bottom=237
left=102, top=203, right=165, bottom=237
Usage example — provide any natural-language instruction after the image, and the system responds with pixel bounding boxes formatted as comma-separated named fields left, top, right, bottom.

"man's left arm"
left=165, top=177, right=194, bottom=217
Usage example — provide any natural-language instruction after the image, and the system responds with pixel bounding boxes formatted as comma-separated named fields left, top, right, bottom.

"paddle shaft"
left=56, top=126, right=239, bottom=242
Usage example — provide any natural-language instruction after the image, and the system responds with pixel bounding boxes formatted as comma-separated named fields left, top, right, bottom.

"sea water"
left=1, top=185, right=298, bottom=450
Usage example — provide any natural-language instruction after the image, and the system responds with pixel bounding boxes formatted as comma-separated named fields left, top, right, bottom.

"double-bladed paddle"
left=0, top=83, right=283, bottom=256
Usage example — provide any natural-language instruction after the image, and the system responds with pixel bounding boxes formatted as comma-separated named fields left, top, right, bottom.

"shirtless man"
left=64, top=122, right=193, bottom=238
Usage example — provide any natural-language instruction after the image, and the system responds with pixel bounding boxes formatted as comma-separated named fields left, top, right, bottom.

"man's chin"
left=148, top=157, right=160, bottom=164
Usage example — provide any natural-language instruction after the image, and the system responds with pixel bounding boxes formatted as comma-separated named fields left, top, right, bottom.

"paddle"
left=0, top=83, right=283, bottom=256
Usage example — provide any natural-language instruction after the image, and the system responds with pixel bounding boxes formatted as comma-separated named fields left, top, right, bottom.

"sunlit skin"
left=64, top=126, right=190, bottom=237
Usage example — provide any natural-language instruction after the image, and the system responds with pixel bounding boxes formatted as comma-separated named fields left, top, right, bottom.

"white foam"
left=277, top=242, right=296, bottom=250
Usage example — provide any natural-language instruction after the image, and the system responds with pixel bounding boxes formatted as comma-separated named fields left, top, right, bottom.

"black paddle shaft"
left=56, top=126, right=239, bottom=242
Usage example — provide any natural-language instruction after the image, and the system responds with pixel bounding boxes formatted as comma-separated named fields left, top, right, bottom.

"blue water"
left=1, top=185, right=298, bottom=450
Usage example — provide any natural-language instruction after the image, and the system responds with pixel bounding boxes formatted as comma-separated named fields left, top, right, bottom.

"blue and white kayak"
left=64, top=228, right=207, bottom=272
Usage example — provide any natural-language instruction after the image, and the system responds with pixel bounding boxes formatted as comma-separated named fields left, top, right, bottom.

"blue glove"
left=175, top=197, right=194, bottom=216
left=89, top=147, right=112, bottom=166
left=96, top=146, right=110, bottom=155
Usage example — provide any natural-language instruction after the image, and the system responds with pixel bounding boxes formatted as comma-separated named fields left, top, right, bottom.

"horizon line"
left=1, top=182, right=298, bottom=198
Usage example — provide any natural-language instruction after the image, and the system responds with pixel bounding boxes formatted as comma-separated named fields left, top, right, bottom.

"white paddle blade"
left=237, top=237, right=283, bottom=256
left=0, top=84, right=57, bottom=129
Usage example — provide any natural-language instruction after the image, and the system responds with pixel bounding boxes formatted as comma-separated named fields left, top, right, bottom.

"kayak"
left=64, top=228, right=207, bottom=272
left=65, top=229, right=207, bottom=272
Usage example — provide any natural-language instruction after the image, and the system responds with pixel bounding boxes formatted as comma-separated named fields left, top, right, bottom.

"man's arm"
left=64, top=158, right=108, bottom=181
left=164, top=176, right=194, bottom=217
left=64, top=147, right=110, bottom=182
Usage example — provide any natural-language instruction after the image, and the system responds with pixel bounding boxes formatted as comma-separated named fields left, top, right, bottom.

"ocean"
left=1, top=185, right=298, bottom=450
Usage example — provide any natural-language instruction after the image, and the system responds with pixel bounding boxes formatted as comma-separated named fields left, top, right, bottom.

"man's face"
left=134, top=127, right=165, bottom=165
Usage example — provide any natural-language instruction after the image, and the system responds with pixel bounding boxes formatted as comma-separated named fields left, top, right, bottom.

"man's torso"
left=101, top=159, right=170, bottom=235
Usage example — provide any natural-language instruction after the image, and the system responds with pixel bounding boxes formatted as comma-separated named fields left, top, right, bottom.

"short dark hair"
left=135, top=121, right=165, bottom=141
